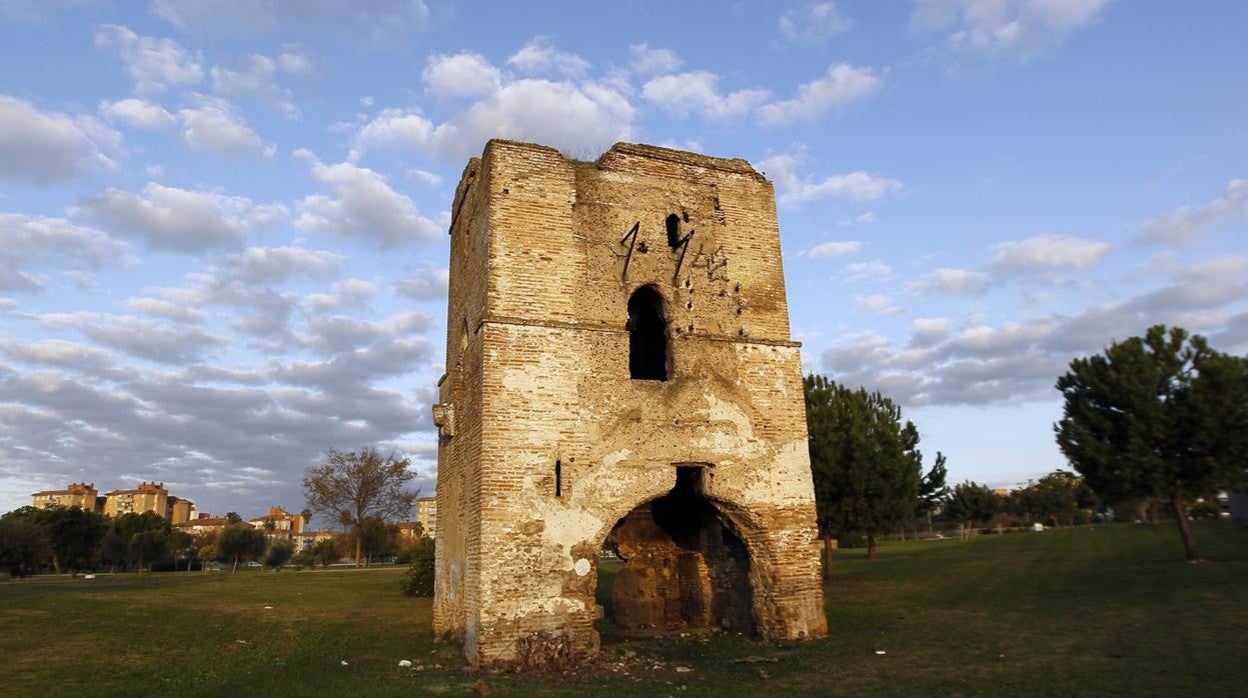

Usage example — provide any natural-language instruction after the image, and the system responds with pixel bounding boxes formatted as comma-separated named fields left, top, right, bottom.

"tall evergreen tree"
left=1055, top=325, right=1248, bottom=561
left=804, top=374, right=923, bottom=560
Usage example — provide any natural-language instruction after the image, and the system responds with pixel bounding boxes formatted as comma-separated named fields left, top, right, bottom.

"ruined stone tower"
left=432, top=140, right=827, bottom=669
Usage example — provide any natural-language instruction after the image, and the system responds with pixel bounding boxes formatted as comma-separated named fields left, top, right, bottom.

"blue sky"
left=1, top=1, right=1245, bottom=519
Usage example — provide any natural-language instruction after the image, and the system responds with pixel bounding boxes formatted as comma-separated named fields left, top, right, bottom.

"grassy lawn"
left=2, top=521, right=1246, bottom=696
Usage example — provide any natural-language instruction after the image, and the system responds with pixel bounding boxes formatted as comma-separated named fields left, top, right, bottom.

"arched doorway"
left=602, top=466, right=757, bottom=633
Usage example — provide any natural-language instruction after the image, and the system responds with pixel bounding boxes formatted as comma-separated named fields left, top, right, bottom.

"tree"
left=112, top=512, right=171, bottom=574
left=945, top=481, right=1000, bottom=530
left=130, top=530, right=171, bottom=574
left=917, top=452, right=950, bottom=523
left=216, top=523, right=267, bottom=574
left=170, top=529, right=194, bottom=572
left=264, top=540, right=294, bottom=570
left=399, top=536, right=436, bottom=597
left=36, top=506, right=107, bottom=574
left=1014, top=470, right=1084, bottom=527
left=194, top=532, right=218, bottom=573
left=804, top=375, right=923, bottom=561
left=356, top=517, right=398, bottom=566
left=303, top=447, right=419, bottom=568
left=1055, top=325, right=1248, bottom=562
left=0, top=513, right=50, bottom=577
left=224, top=512, right=244, bottom=525
left=309, top=537, right=341, bottom=568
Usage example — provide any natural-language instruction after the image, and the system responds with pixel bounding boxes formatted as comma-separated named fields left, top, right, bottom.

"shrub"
left=399, top=537, right=435, bottom=597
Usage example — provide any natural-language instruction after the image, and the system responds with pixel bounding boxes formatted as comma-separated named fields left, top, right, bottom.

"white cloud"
left=0, top=213, right=133, bottom=292
left=422, top=52, right=501, bottom=100
left=1139, top=179, right=1247, bottom=247
left=910, top=0, right=1111, bottom=63
left=304, top=278, right=377, bottom=312
left=642, top=71, right=770, bottom=121
left=761, top=152, right=902, bottom=204
left=122, top=297, right=207, bottom=323
left=906, top=267, right=990, bottom=295
left=94, top=24, right=203, bottom=94
left=276, top=44, right=313, bottom=75
left=779, top=2, right=852, bottom=45
left=349, top=108, right=434, bottom=161
left=178, top=95, right=274, bottom=156
left=844, top=260, right=892, bottom=282
left=0, top=95, right=120, bottom=186
left=294, top=149, right=441, bottom=247
left=991, top=234, right=1112, bottom=271
left=99, top=98, right=177, bottom=129
left=211, top=53, right=300, bottom=118
left=839, top=211, right=878, bottom=226
left=393, top=267, right=449, bottom=300
left=225, top=246, right=345, bottom=284
left=70, top=183, right=286, bottom=252
left=407, top=169, right=443, bottom=187
left=854, top=293, right=903, bottom=316
left=757, top=63, right=881, bottom=125
left=628, top=44, right=683, bottom=75
left=806, top=240, right=862, bottom=258
left=908, top=317, right=952, bottom=348
left=507, top=37, right=590, bottom=78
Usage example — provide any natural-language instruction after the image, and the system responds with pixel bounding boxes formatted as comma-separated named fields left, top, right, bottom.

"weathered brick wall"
left=434, top=140, right=827, bottom=670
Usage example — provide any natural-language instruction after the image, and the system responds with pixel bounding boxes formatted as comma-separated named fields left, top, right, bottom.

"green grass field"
left=3, top=521, right=1246, bottom=696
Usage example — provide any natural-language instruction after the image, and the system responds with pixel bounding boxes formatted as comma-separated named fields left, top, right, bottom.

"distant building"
left=248, top=506, right=305, bottom=534
left=396, top=521, right=424, bottom=541
left=175, top=514, right=229, bottom=536
left=31, top=482, right=100, bottom=512
left=416, top=496, right=437, bottom=538
left=103, top=482, right=168, bottom=518
left=167, top=496, right=195, bottom=524
left=292, top=529, right=336, bottom=552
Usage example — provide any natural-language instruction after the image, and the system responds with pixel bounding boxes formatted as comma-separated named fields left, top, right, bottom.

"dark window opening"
left=628, top=286, right=668, bottom=381
left=665, top=214, right=681, bottom=248
left=555, top=459, right=562, bottom=497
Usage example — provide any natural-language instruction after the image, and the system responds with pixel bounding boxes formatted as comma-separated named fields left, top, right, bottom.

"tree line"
left=807, top=324, right=1248, bottom=563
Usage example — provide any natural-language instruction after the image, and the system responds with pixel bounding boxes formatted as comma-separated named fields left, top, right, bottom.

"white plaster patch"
left=574, top=558, right=591, bottom=576
left=602, top=448, right=631, bottom=468
left=738, top=439, right=816, bottom=506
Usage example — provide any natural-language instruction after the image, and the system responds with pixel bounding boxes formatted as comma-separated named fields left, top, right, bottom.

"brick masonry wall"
left=434, top=140, right=827, bottom=670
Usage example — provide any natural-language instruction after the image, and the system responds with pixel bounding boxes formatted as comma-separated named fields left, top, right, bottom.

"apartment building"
left=31, top=482, right=101, bottom=512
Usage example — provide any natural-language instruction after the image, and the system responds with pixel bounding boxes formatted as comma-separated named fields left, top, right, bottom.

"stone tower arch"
left=432, top=140, right=827, bottom=670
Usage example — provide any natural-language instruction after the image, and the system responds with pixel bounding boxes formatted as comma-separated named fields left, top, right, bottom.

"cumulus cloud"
left=642, top=71, right=771, bottom=121
left=393, top=267, right=449, bottom=300
left=757, top=63, right=881, bottom=125
left=628, top=44, right=683, bottom=75
left=854, top=293, right=903, bottom=316
left=70, top=182, right=286, bottom=252
left=1138, top=179, right=1247, bottom=247
left=294, top=149, right=441, bottom=247
left=806, top=240, right=862, bottom=258
left=0, top=213, right=133, bottom=293
left=760, top=151, right=901, bottom=204
left=98, top=98, right=177, bottom=129
left=910, top=0, right=1111, bottom=63
left=304, top=278, right=377, bottom=312
left=906, top=267, right=990, bottom=295
left=178, top=95, right=275, bottom=156
left=122, top=297, right=208, bottom=323
left=844, top=260, right=892, bottom=283
left=211, top=53, right=300, bottom=118
left=990, top=234, right=1112, bottom=272
left=507, top=37, right=590, bottom=78
left=821, top=260, right=1247, bottom=407
left=0, top=95, right=120, bottom=186
left=94, top=24, right=203, bottom=94
left=779, top=2, right=853, bottom=45
left=36, top=311, right=226, bottom=364
left=423, top=52, right=502, bottom=99
left=225, top=246, right=345, bottom=284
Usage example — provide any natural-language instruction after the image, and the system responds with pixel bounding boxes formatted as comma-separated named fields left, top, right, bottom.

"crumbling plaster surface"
left=433, top=139, right=827, bottom=670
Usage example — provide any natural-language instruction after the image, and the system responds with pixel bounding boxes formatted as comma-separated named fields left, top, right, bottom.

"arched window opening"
left=665, top=214, right=681, bottom=248
left=628, top=286, right=668, bottom=381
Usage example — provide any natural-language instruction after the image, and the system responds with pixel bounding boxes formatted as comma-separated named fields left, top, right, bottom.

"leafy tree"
left=1014, top=470, right=1084, bottom=527
left=170, top=529, right=194, bottom=572
left=944, top=481, right=1000, bottom=528
left=0, top=513, right=50, bottom=577
left=1055, top=325, right=1248, bottom=561
left=917, top=452, right=950, bottom=520
left=309, top=537, right=341, bottom=568
left=303, top=447, right=419, bottom=567
left=112, top=512, right=171, bottom=574
left=224, top=512, right=244, bottom=525
left=216, top=523, right=267, bottom=574
left=264, top=540, right=294, bottom=570
left=194, top=532, right=218, bottom=573
left=804, top=375, right=923, bottom=560
left=356, top=517, right=398, bottom=565
left=99, top=530, right=129, bottom=572
left=37, top=506, right=108, bottom=573
left=399, top=536, right=436, bottom=597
